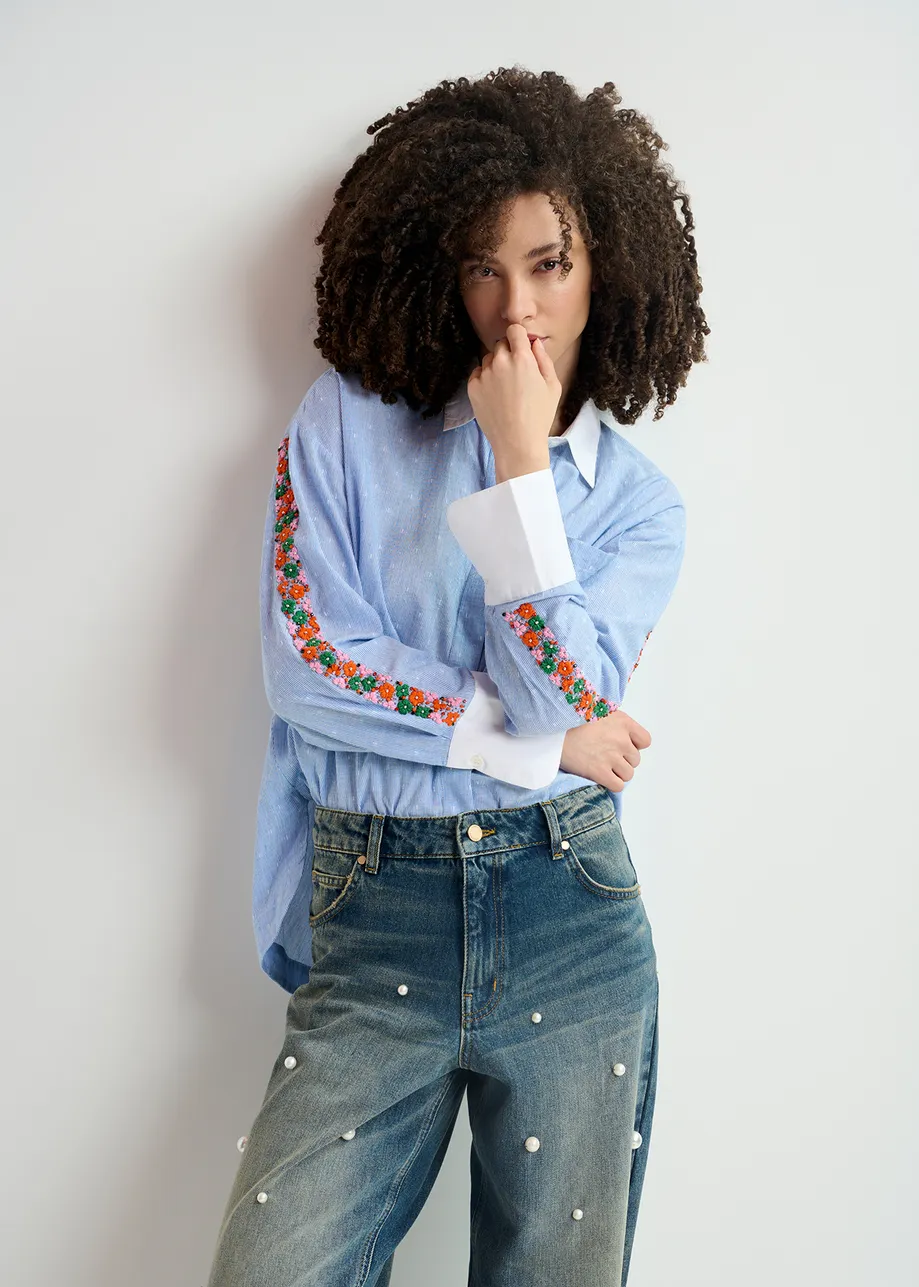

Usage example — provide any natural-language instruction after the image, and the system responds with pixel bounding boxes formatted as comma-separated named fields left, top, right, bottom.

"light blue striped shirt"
left=255, top=365, right=686, bottom=991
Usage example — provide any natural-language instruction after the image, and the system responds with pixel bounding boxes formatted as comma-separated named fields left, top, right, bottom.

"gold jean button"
left=466, top=823, right=483, bottom=841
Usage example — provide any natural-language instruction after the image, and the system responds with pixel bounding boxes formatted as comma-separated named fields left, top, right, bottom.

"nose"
left=500, top=279, right=538, bottom=330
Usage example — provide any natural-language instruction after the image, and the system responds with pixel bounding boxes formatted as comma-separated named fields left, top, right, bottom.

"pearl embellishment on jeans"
left=256, top=1192, right=268, bottom=1203
left=397, top=984, right=408, bottom=995
left=524, top=1136, right=540, bottom=1152
left=284, top=1056, right=297, bottom=1069
left=237, top=1136, right=247, bottom=1153
left=632, top=1130, right=642, bottom=1148
left=531, top=1011, right=542, bottom=1023
left=341, top=1129, right=356, bottom=1140
left=613, top=1063, right=626, bottom=1076
left=572, top=1208, right=583, bottom=1220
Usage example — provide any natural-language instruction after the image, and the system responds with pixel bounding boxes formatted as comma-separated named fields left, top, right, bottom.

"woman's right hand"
left=559, top=709, right=651, bottom=792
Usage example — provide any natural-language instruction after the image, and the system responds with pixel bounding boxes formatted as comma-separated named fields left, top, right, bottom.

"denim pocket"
left=309, top=845, right=363, bottom=926
left=563, top=813, right=642, bottom=900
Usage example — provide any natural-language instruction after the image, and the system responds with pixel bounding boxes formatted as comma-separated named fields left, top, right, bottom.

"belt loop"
left=363, top=815, right=385, bottom=874
left=539, top=797, right=564, bottom=861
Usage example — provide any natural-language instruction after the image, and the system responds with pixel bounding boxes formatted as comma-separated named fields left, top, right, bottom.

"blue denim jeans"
left=206, top=782, right=659, bottom=1286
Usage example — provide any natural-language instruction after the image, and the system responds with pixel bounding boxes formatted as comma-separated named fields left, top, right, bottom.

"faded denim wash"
left=207, top=783, right=659, bottom=1286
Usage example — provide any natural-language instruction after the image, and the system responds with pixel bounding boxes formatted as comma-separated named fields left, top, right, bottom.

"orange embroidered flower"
left=301, top=645, right=318, bottom=660
left=378, top=682, right=395, bottom=701
left=343, top=661, right=358, bottom=677
left=522, top=631, right=540, bottom=648
left=557, top=659, right=574, bottom=675
left=517, top=602, right=535, bottom=618
left=409, top=688, right=423, bottom=706
left=560, top=676, right=574, bottom=692
left=289, top=584, right=305, bottom=600
left=445, top=711, right=460, bottom=726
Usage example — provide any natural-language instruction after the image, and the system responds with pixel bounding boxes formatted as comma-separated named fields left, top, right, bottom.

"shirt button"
left=467, top=824, right=483, bottom=841
left=470, top=753, right=485, bottom=770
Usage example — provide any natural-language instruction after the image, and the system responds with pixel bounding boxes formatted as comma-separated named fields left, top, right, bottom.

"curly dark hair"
left=312, top=65, right=709, bottom=428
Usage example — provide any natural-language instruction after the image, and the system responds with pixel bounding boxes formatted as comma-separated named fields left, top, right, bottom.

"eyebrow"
left=460, top=241, right=563, bottom=265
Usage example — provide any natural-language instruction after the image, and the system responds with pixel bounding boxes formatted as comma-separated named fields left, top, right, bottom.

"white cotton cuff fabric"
left=446, top=469, right=577, bottom=607
left=446, top=670, right=566, bottom=788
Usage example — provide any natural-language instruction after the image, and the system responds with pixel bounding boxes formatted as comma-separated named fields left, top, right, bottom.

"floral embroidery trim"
left=502, top=601, right=652, bottom=722
left=273, top=436, right=467, bottom=726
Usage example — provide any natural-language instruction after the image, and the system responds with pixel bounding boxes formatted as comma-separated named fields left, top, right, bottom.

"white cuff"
left=446, top=469, right=577, bottom=607
left=446, top=671, right=565, bottom=789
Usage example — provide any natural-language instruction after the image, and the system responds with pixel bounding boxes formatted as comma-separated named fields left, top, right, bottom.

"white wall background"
left=2, top=2, right=917, bottom=1284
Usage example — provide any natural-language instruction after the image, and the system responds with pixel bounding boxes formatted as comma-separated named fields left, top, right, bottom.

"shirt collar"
left=441, top=381, right=604, bottom=489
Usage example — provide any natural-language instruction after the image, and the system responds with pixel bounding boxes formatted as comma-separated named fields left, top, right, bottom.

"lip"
left=527, top=334, right=547, bottom=342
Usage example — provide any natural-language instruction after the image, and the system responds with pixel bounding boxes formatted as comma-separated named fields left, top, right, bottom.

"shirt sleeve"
left=261, top=381, right=567, bottom=789
left=445, top=467, right=686, bottom=737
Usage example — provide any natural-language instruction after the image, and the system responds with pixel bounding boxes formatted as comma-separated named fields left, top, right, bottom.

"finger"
left=621, top=744, right=641, bottom=768
left=530, top=336, right=559, bottom=384
left=612, top=756, right=635, bottom=782
left=624, top=718, right=651, bottom=748
left=505, top=323, right=530, bottom=355
left=600, top=769, right=626, bottom=793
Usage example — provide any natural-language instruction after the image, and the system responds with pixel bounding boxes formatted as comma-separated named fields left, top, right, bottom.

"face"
left=457, top=190, right=594, bottom=399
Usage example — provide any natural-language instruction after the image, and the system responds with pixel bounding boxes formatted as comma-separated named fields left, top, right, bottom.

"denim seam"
left=354, top=1074, right=458, bottom=1286
left=309, top=813, right=611, bottom=862
left=463, top=853, right=507, bottom=1023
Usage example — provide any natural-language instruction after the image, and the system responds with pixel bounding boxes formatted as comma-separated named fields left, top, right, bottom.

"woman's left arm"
left=446, top=470, right=686, bottom=737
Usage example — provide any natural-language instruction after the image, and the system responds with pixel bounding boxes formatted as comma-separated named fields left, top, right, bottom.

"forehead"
left=460, top=192, right=583, bottom=260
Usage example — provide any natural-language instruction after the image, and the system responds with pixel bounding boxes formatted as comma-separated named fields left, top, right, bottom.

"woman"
left=207, top=65, right=708, bottom=1287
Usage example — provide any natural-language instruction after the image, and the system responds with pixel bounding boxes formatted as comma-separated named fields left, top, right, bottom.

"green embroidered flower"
left=281, top=598, right=295, bottom=615
left=415, top=705, right=431, bottom=718
left=319, top=650, right=336, bottom=667
left=282, top=561, right=298, bottom=578
left=572, top=678, right=585, bottom=692
left=527, top=614, right=545, bottom=631
left=539, top=657, right=557, bottom=673
left=395, top=682, right=410, bottom=699
left=361, top=676, right=376, bottom=691
left=397, top=698, right=414, bottom=714
left=292, top=610, right=308, bottom=626
left=594, top=700, right=610, bottom=718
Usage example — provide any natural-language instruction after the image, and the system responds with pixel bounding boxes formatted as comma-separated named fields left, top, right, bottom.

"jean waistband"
left=311, top=783, right=616, bottom=873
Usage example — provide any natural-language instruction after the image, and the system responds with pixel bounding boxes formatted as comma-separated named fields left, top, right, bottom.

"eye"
left=467, top=258, right=561, bottom=279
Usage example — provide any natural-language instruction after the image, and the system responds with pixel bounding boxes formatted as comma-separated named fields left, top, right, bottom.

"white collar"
left=441, top=382, right=604, bottom=489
